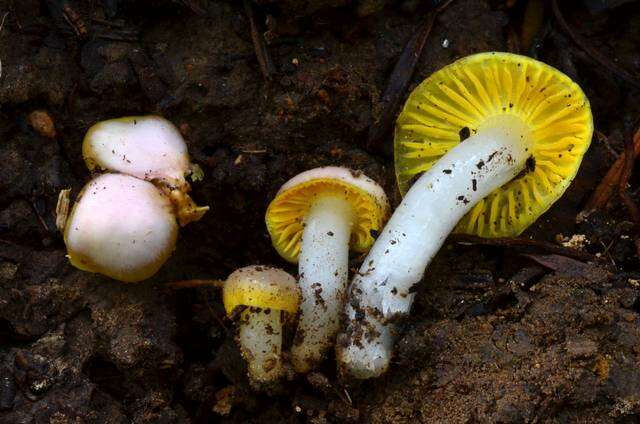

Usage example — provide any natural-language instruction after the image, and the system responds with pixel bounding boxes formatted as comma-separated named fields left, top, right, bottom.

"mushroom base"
left=238, top=308, right=284, bottom=385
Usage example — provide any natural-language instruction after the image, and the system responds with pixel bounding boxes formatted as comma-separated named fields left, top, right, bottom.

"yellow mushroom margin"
left=394, top=52, right=593, bottom=237
left=223, top=266, right=300, bottom=316
left=265, top=167, right=390, bottom=263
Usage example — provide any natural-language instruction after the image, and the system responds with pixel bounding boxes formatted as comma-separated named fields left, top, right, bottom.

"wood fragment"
left=31, top=199, right=50, bottom=233
left=55, top=189, right=71, bottom=233
left=165, top=279, right=224, bottom=289
left=521, top=0, right=545, bottom=52
left=244, top=0, right=275, bottom=80
left=595, top=130, right=619, bottom=159
left=618, top=124, right=640, bottom=231
left=0, top=12, right=6, bottom=80
left=61, top=2, right=88, bottom=38
left=94, top=31, right=139, bottom=42
left=523, top=254, right=610, bottom=281
left=366, top=0, right=455, bottom=156
left=451, top=234, right=600, bottom=262
left=579, top=129, right=640, bottom=220
left=91, top=17, right=126, bottom=28
left=180, top=0, right=207, bottom=15
left=551, top=0, right=640, bottom=90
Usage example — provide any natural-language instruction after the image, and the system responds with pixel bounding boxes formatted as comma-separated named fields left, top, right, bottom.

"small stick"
left=551, top=0, right=640, bottom=90
left=0, top=12, right=8, bottom=33
left=367, top=0, right=455, bottom=156
left=618, top=124, right=640, bottom=230
left=180, top=0, right=207, bottom=16
left=55, top=189, right=71, bottom=232
left=520, top=0, right=545, bottom=52
left=595, top=130, right=619, bottom=159
left=94, top=32, right=138, bottom=42
left=31, top=200, right=50, bottom=233
left=578, top=130, right=640, bottom=220
left=166, top=279, right=224, bottom=289
left=61, top=2, right=88, bottom=38
left=244, top=0, right=275, bottom=80
left=450, top=234, right=600, bottom=262
left=0, top=12, right=6, bottom=80
left=91, top=17, right=126, bottom=28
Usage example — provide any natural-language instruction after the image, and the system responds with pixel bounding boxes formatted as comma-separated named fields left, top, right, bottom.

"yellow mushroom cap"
left=223, top=266, right=300, bottom=316
left=394, top=52, right=593, bottom=237
left=265, top=166, right=390, bottom=263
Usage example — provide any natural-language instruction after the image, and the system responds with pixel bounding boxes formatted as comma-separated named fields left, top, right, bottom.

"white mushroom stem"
left=291, top=196, right=354, bottom=373
left=339, top=115, right=532, bottom=378
left=239, top=308, right=283, bottom=384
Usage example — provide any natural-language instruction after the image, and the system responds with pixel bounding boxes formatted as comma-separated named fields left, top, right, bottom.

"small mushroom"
left=58, top=115, right=207, bottom=282
left=82, top=115, right=208, bottom=226
left=338, top=52, right=594, bottom=378
left=62, top=174, right=178, bottom=283
left=265, top=167, right=389, bottom=373
left=223, top=266, right=300, bottom=386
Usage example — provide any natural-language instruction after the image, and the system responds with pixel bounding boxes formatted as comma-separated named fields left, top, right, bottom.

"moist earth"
left=1, top=0, right=640, bottom=422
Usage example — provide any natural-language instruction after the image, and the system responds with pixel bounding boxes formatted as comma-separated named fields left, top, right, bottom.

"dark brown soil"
left=1, top=0, right=640, bottom=422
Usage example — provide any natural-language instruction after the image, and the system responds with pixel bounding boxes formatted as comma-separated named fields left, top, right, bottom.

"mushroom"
left=83, top=115, right=208, bottom=226
left=223, top=265, right=300, bottom=386
left=57, top=115, right=208, bottom=282
left=62, top=173, right=178, bottom=283
left=265, top=167, right=389, bottom=373
left=337, top=52, right=594, bottom=378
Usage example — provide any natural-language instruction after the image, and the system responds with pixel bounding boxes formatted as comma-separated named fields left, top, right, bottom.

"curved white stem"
left=292, top=196, right=353, bottom=373
left=239, top=309, right=283, bottom=384
left=338, top=115, right=532, bottom=378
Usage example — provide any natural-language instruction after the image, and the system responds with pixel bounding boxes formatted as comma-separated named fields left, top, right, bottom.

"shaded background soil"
left=1, top=0, right=640, bottom=422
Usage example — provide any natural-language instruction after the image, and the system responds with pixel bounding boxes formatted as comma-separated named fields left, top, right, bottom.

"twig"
left=367, top=0, right=455, bottom=156
left=61, top=2, right=88, bottom=38
left=91, top=17, right=125, bottom=28
left=618, top=123, right=640, bottom=229
left=0, top=12, right=8, bottom=32
left=578, top=129, right=640, bottom=220
left=523, top=254, right=609, bottom=280
left=451, top=234, right=600, bottom=262
left=55, top=189, right=71, bottom=232
left=31, top=200, right=50, bottom=233
left=180, top=0, right=207, bottom=16
left=244, top=0, right=275, bottom=80
left=165, top=279, right=224, bottom=289
left=166, top=279, right=231, bottom=333
left=95, top=32, right=138, bottom=42
left=521, top=0, right=545, bottom=52
left=0, top=12, right=9, bottom=80
left=551, top=0, right=640, bottom=90
left=595, top=130, right=619, bottom=159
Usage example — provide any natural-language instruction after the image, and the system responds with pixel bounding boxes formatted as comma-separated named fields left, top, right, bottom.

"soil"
left=1, top=0, right=640, bottom=422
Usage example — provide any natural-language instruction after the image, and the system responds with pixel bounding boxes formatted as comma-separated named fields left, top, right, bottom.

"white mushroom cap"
left=83, top=116, right=190, bottom=184
left=64, top=173, right=178, bottom=282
